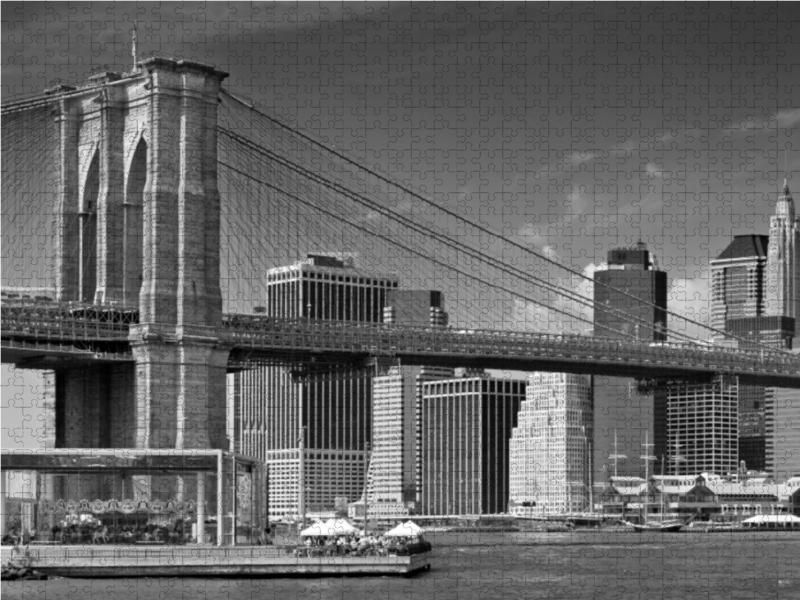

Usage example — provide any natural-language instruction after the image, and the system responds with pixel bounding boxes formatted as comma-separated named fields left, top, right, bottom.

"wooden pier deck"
left=1, top=545, right=432, bottom=578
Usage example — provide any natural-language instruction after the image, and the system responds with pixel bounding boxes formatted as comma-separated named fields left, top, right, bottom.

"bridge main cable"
left=217, top=94, right=782, bottom=353
left=218, top=90, right=738, bottom=346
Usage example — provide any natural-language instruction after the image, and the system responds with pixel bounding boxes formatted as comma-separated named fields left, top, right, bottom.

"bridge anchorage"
left=2, top=57, right=799, bottom=545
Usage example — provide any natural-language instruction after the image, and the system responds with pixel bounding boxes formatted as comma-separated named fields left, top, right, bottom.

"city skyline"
left=3, top=5, right=800, bottom=594
left=2, top=4, right=799, bottom=472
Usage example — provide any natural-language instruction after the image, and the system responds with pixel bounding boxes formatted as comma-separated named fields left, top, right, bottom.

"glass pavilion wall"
left=0, top=449, right=265, bottom=546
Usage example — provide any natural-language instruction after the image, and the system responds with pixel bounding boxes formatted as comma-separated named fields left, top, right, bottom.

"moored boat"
left=628, top=519, right=683, bottom=533
left=623, top=436, right=684, bottom=532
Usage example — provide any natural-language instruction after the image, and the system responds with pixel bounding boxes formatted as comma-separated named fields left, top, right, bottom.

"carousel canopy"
left=300, top=518, right=359, bottom=537
left=40, top=498, right=196, bottom=515
left=384, top=521, right=424, bottom=537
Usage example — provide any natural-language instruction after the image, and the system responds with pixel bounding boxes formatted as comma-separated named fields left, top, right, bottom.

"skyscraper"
left=594, top=242, right=668, bottom=341
left=361, top=290, right=453, bottom=516
left=509, top=372, right=593, bottom=516
left=666, top=376, right=739, bottom=475
left=382, top=289, right=449, bottom=327
left=420, top=371, right=525, bottom=516
left=710, top=234, right=770, bottom=341
left=366, top=365, right=454, bottom=515
left=592, top=243, right=667, bottom=481
left=710, top=234, right=772, bottom=471
left=765, top=180, right=800, bottom=334
left=232, top=254, right=398, bottom=519
left=764, top=181, right=800, bottom=479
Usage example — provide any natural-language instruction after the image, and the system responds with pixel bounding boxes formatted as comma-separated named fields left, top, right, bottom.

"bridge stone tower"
left=49, top=58, right=230, bottom=453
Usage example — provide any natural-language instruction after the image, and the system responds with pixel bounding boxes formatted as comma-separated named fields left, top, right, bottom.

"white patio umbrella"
left=383, top=521, right=424, bottom=537
left=300, top=518, right=359, bottom=537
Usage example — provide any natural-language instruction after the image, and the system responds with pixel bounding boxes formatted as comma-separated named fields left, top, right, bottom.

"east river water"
left=3, top=531, right=799, bottom=600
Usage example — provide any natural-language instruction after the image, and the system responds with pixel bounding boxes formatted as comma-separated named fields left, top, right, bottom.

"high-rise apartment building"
left=508, top=372, right=593, bottom=516
left=232, top=254, right=398, bottom=519
left=667, top=376, right=739, bottom=475
left=593, top=243, right=666, bottom=480
left=420, top=371, right=525, bottom=516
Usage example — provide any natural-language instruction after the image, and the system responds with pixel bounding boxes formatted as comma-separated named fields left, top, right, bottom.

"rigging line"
left=219, top=131, right=707, bottom=345
left=217, top=159, right=633, bottom=339
left=219, top=93, right=735, bottom=344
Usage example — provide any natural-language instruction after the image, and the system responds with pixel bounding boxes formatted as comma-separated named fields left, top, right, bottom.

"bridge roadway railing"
left=221, top=317, right=800, bottom=380
left=3, top=302, right=799, bottom=382
left=0, top=300, right=131, bottom=342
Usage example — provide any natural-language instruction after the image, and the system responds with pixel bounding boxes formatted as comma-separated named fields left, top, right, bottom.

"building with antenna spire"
left=764, top=178, right=800, bottom=480
left=765, top=179, right=800, bottom=335
left=704, top=179, right=800, bottom=477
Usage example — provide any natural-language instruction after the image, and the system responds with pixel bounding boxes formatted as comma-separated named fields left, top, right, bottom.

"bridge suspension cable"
left=217, top=91, right=783, bottom=354
left=218, top=132, right=708, bottom=347
left=1, top=103, right=63, bottom=296
left=1, top=90, right=789, bottom=355
left=219, top=157, right=603, bottom=334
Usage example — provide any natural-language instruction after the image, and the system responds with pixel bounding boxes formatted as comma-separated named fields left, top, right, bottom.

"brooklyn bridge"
left=1, top=57, right=798, bottom=542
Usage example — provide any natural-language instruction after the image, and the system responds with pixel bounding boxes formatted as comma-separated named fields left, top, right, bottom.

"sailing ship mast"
left=640, top=432, right=655, bottom=523
left=609, top=428, right=628, bottom=479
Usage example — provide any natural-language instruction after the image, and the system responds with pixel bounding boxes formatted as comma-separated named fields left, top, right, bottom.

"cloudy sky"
left=3, top=2, right=800, bottom=446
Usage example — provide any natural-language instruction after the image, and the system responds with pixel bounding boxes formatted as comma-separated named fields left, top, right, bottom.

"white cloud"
left=610, top=139, right=638, bottom=157
left=510, top=262, right=600, bottom=335
left=566, top=190, right=589, bottom=215
left=644, top=163, right=663, bottom=179
left=565, top=151, right=595, bottom=165
left=667, top=270, right=712, bottom=340
left=776, top=108, right=800, bottom=128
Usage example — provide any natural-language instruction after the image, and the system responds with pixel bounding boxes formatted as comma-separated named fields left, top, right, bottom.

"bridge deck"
left=2, top=302, right=798, bottom=387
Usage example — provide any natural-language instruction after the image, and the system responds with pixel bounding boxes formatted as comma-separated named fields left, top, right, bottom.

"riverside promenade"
left=0, top=545, right=432, bottom=577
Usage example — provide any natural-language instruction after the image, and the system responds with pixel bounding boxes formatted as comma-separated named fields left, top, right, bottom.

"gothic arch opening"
left=80, top=151, right=99, bottom=302
left=124, top=137, right=147, bottom=306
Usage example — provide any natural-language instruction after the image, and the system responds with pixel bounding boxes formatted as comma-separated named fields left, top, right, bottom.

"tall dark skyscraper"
left=710, top=234, right=770, bottom=342
left=420, top=371, right=525, bottom=515
left=593, top=243, right=668, bottom=482
left=710, top=235, right=771, bottom=471
left=594, top=242, right=668, bottom=341
left=232, top=254, right=398, bottom=519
